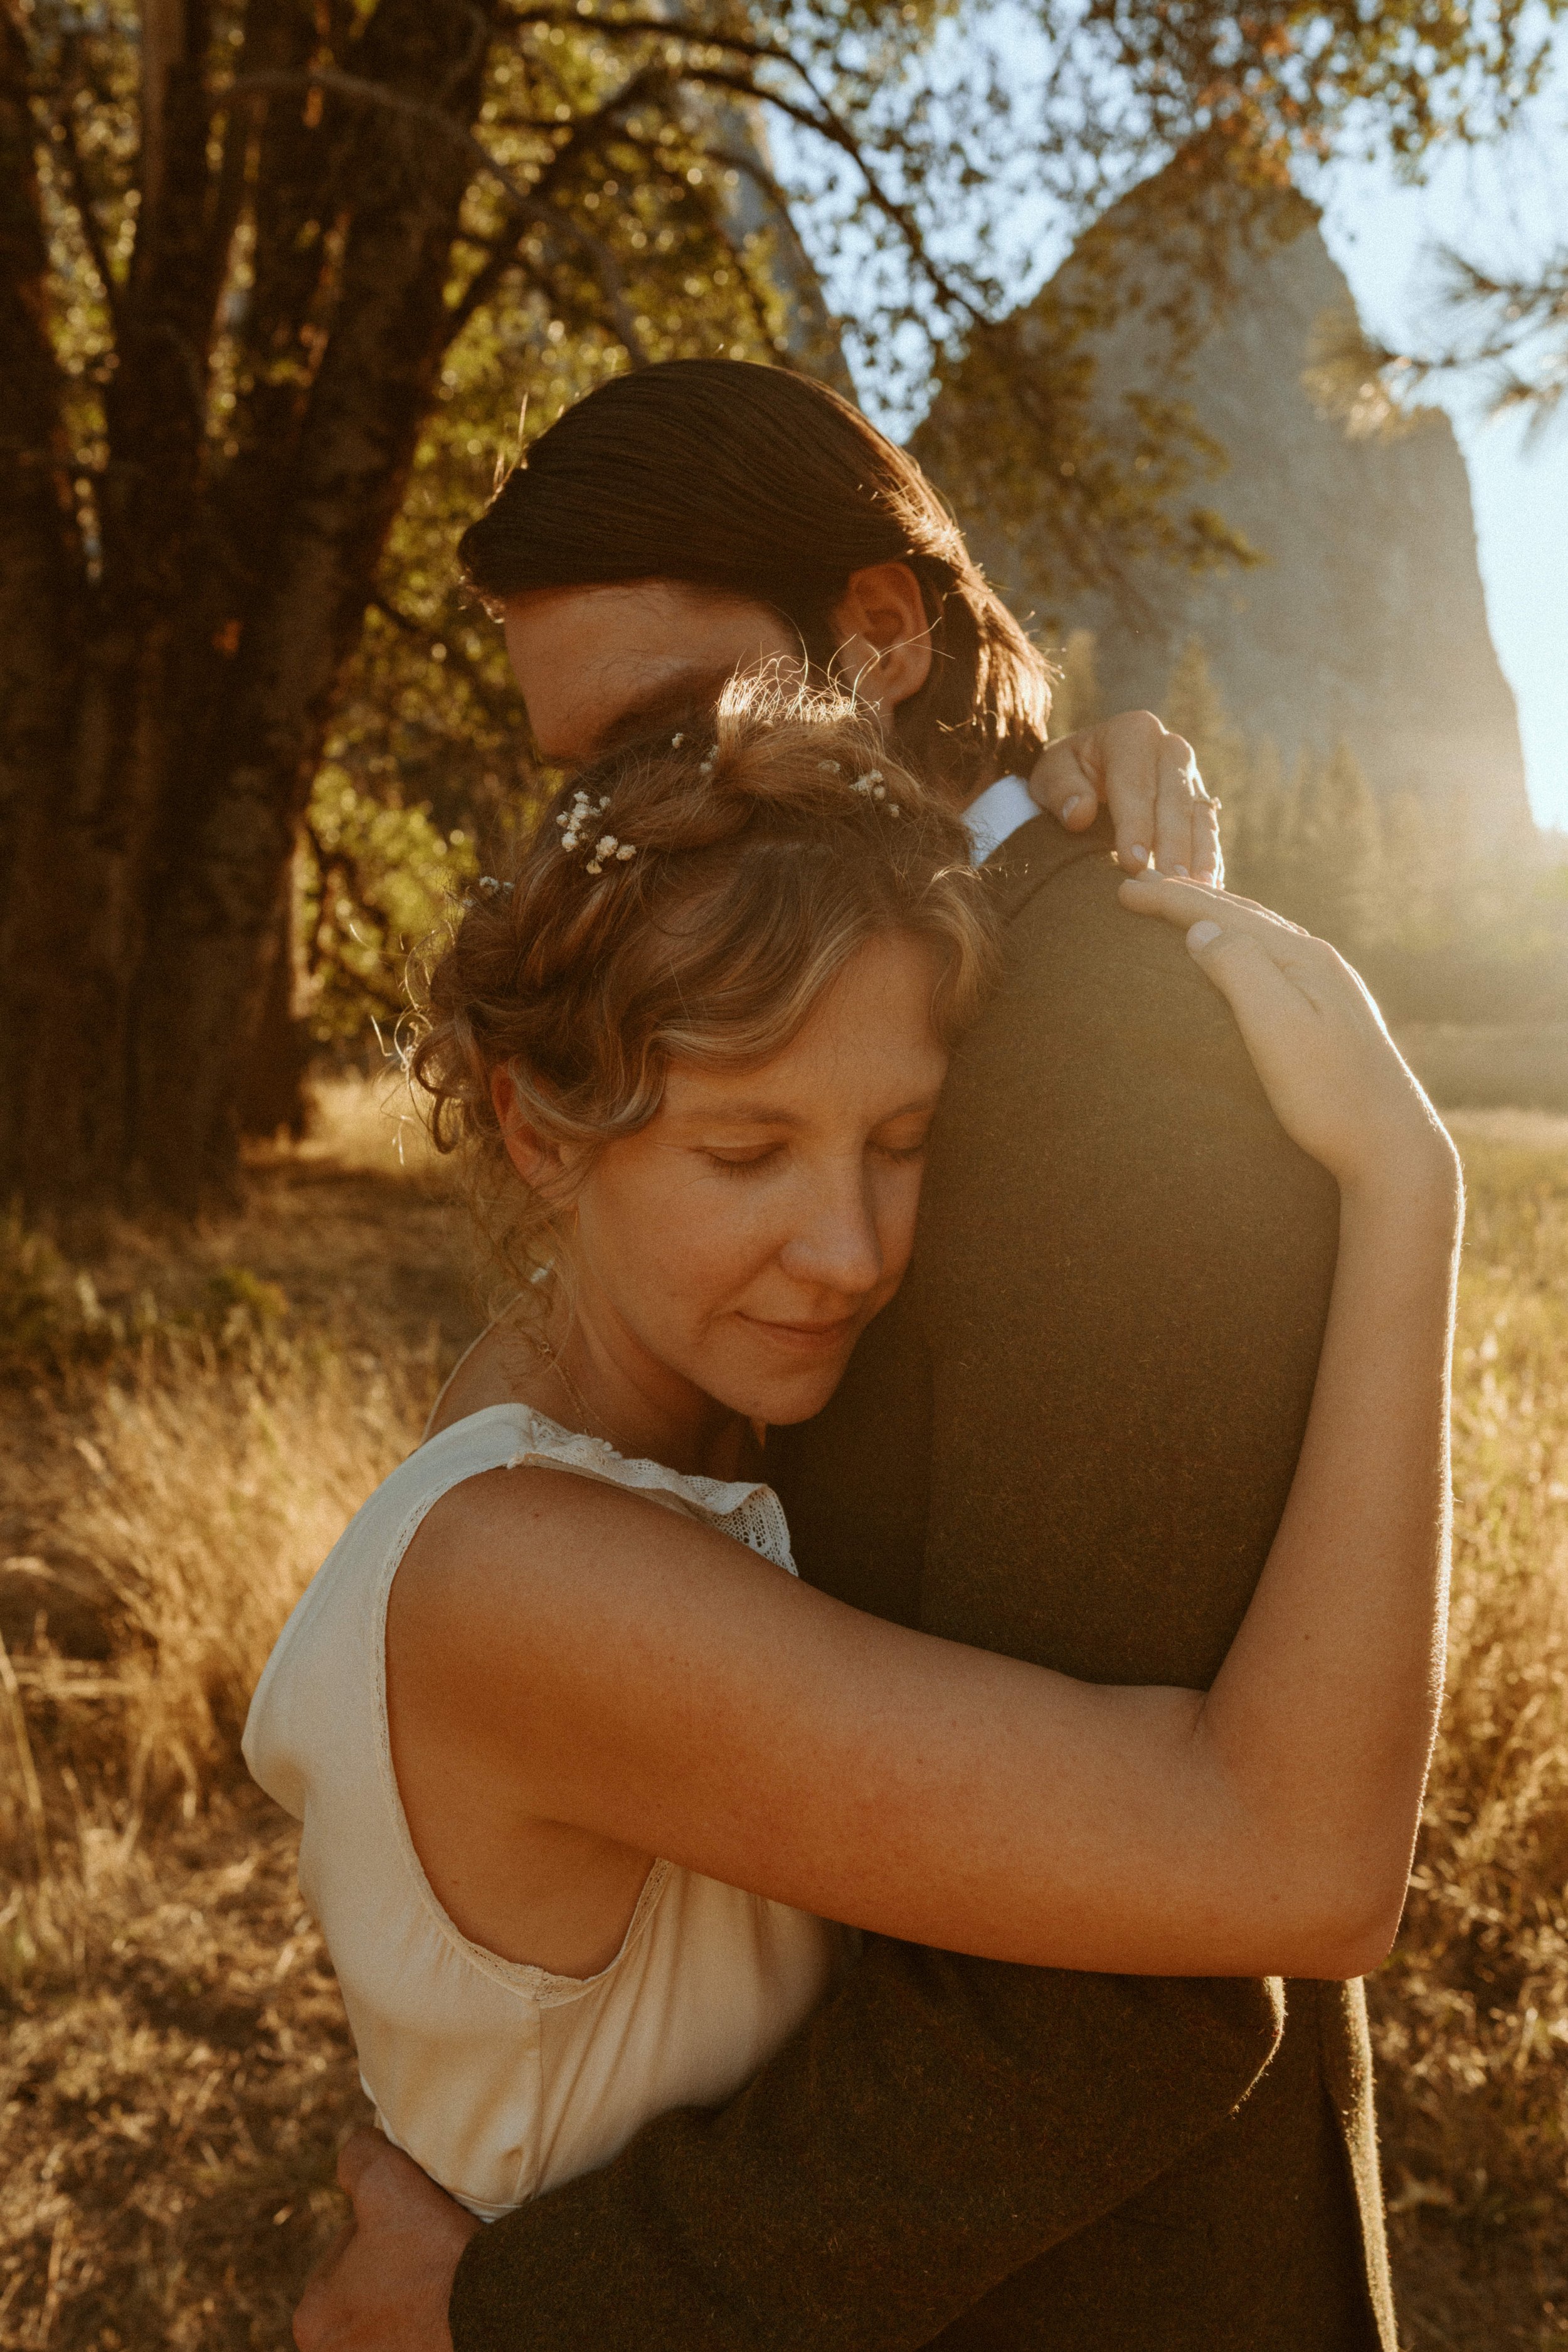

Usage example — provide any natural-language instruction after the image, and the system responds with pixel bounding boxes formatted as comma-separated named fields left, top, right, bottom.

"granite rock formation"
left=924, top=174, right=1532, bottom=830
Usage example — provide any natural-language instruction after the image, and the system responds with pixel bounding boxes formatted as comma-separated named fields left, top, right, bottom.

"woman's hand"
left=1029, top=712, right=1223, bottom=884
left=1118, top=871, right=1456, bottom=1201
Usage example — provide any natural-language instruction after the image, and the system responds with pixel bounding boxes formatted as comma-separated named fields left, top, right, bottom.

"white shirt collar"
left=962, top=773, right=1038, bottom=865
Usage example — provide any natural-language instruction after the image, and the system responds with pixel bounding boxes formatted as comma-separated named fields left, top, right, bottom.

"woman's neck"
left=504, top=1295, right=749, bottom=1481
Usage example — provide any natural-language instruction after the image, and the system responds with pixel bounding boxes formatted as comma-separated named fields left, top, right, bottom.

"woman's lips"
left=736, top=1310, right=862, bottom=1353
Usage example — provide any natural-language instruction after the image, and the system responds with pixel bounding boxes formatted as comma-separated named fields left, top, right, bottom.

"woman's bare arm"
left=389, top=882, right=1459, bottom=1980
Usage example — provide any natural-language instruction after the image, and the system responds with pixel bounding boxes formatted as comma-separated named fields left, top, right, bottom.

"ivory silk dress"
left=243, top=1402, right=847, bottom=2218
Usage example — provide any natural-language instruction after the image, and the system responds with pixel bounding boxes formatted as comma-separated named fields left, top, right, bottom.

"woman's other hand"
left=1118, top=872, right=1457, bottom=1204
left=1029, top=711, right=1223, bottom=884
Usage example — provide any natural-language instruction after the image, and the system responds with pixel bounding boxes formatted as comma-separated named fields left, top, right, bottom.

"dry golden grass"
left=1, top=1078, right=472, bottom=2349
left=1369, top=1115, right=1568, bottom=2350
left=1, top=1080, right=1565, bottom=2348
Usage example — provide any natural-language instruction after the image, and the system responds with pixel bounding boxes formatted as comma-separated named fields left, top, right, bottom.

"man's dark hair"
left=458, top=359, right=1051, bottom=802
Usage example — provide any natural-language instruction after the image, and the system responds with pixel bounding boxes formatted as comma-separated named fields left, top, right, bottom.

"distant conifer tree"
left=1229, top=738, right=1291, bottom=907
left=1050, top=629, right=1103, bottom=739
left=1162, top=638, right=1249, bottom=805
left=1290, top=741, right=1382, bottom=953
left=1379, top=789, right=1439, bottom=947
left=1160, top=637, right=1254, bottom=884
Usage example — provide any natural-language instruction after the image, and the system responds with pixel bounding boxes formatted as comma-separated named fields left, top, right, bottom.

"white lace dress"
left=243, top=1403, right=847, bottom=2218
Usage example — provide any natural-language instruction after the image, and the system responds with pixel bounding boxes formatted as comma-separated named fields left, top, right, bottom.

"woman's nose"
left=778, top=1168, right=885, bottom=1296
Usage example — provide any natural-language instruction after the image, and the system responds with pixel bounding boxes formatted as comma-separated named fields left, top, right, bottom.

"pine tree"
left=1160, top=637, right=1253, bottom=883
left=1229, top=738, right=1291, bottom=908
left=1379, top=790, right=1437, bottom=948
left=1162, top=639, right=1249, bottom=804
left=1291, top=741, right=1382, bottom=954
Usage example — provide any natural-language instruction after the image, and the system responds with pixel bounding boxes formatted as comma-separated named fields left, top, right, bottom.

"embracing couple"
left=250, top=359, right=1461, bottom=2351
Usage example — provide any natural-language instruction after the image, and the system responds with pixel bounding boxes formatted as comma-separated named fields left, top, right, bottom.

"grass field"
left=2, top=1083, right=1565, bottom=2349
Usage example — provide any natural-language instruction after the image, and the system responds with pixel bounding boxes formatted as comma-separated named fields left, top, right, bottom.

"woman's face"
left=557, top=932, right=949, bottom=1432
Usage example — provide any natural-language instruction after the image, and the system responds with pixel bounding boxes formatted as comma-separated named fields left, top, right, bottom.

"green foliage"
left=0, top=1212, right=294, bottom=1379
left=1290, top=741, right=1384, bottom=950
left=299, top=766, right=480, bottom=1047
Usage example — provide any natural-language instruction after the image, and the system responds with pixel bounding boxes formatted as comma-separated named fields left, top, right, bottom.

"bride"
left=246, top=677, right=1460, bottom=2224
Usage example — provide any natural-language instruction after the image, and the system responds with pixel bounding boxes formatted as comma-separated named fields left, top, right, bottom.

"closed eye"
left=704, top=1147, right=786, bottom=1177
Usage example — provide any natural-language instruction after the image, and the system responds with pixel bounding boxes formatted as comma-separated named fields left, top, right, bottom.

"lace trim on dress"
left=499, top=1407, right=797, bottom=1576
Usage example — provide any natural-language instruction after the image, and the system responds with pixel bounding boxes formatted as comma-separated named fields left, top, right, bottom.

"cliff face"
left=927, top=182, right=1531, bottom=829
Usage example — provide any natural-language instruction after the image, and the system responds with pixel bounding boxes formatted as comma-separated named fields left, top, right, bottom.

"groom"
left=298, top=361, right=1392, bottom=2351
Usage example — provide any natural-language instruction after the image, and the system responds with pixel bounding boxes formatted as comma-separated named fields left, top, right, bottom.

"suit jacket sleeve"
left=449, top=822, right=1338, bottom=2352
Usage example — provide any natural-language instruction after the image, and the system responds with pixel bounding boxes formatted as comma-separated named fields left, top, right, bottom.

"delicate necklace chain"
left=532, top=1333, right=622, bottom=1454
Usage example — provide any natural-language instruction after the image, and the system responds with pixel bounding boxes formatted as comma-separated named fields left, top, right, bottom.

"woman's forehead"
left=654, top=940, right=950, bottom=1121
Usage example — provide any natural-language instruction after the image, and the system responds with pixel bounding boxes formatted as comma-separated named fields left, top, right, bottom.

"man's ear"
left=827, top=562, right=933, bottom=714
left=490, top=1064, right=569, bottom=1194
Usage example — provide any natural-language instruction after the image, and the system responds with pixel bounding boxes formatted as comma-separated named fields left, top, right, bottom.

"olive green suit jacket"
left=450, top=814, right=1396, bottom=2352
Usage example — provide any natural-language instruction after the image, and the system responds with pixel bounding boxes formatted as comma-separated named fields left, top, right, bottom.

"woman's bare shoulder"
left=398, top=1458, right=773, bottom=1627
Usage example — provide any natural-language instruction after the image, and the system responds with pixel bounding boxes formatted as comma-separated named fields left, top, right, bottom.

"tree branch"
left=56, top=75, right=125, bottom=335
left=231, top=64, right=653, bottom=359
left=499, top=6, right=959, bottom=327
left=679, top=64, right=984, bottom=329
left=503, top=7, right=823, bottom=85
left=616, top=130, right=795, bottom=360
left=368, top=591, right=521, bottom=727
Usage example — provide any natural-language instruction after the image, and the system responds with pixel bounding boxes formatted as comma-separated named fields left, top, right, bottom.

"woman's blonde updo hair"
left=409, top=676, right=1000, bottom=1292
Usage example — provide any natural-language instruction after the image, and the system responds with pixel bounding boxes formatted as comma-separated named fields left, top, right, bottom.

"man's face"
left=503, top=581, right=804, bottom=766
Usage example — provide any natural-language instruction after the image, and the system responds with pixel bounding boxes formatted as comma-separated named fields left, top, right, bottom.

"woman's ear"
left=827, top=562, right=933, bottom=714
left=490, top=1065, right=569, bottom=1195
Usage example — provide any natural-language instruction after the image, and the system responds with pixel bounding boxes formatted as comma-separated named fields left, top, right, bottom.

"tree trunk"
left=0, top=0, right=499, bottom=1216
left=237, top=892, right=312, bottom=1142
left=0, top=7, right=92, bottom=1205
left=132, top=2, right=494, bottom=1207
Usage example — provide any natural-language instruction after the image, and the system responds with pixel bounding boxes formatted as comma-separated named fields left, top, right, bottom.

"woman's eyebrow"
left=676, top=1103, right=805, bottom=1128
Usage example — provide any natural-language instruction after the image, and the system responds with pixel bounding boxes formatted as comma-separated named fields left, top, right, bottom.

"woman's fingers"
left=1027, top=731, right=1106, bottom=837
left=1180, top=918, right=1308, bottom=1068
left=1118, top=868, right=1302, bottom=943
left=1118, top=871, right=1443, bottom=1192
